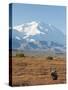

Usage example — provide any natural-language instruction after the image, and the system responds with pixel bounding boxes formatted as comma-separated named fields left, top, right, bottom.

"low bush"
left=16, top=53, right=25, bottom=57
left=46, top=56, right=53, bottom=60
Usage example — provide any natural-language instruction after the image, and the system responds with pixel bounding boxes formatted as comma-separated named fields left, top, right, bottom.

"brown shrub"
left=46, top=56, right=53, bottom=60
left=16, top=53, right=25, bottom=57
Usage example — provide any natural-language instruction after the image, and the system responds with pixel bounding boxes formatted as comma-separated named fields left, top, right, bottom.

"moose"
left=50, top=67, right=58, bottom=80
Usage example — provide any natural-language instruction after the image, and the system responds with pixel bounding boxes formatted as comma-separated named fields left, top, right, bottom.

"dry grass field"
left=11, top=55, right=66, bottom=86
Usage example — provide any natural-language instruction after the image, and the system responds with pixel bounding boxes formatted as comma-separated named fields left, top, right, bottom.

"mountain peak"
left=13, top=21, right=45, bottom=39
left=10, top=21, right=65, bottom=52
left=12, top=21, right=65, bottom=45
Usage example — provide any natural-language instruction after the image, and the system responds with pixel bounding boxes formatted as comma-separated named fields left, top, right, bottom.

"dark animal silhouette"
left=50, top=67, right=58, bottom=80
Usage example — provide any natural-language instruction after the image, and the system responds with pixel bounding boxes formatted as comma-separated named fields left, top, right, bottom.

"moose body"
left=50, top=67, right=58, bottom=80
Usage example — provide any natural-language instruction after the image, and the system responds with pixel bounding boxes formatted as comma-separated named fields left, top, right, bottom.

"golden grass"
left=11, top=56, right=66, bottom=86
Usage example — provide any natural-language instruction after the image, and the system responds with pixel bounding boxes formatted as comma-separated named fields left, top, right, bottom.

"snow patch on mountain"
left=45, top=28, right=48, bottom=32
left=49, top=24, right=51, bottom=26
left=13, top=24, right=24, bottom=32
left=30, top=39, right=36, bottom=42
left=13, top=21, right=45, bottom=39
left=15, top=36, right=21, bottom=40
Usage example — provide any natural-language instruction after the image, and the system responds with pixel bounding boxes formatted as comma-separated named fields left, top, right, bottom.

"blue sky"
left=12, top=3, right=66, bottom=34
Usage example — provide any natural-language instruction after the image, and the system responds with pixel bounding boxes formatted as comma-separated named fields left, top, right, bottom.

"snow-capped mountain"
left=9, top=21, right=66, bottom=53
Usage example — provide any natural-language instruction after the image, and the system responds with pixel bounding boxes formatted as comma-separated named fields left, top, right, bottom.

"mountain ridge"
left=9, top=21, right=66, bottom=53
